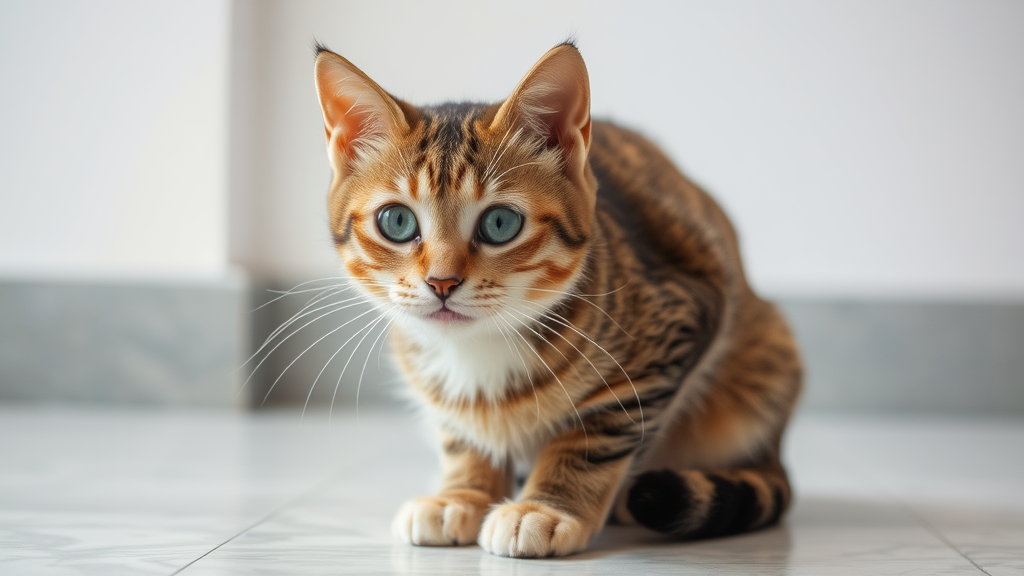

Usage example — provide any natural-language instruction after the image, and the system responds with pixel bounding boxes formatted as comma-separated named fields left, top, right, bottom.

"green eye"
left=376, top=204, right=418, bottom=243
left=478, top=206, right=523, bottom=245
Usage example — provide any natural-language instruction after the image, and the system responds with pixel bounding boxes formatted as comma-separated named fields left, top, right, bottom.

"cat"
left=312, top=41, right=802, bottom=558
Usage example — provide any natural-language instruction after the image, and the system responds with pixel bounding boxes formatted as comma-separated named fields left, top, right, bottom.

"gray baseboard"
left=777, top=298, right=1024, bottom=414
left=0, top=274, right=249, bottom=408
left=247, top=282, right=1024, bottom=414
left=2, top=274, right=1021, bottom=413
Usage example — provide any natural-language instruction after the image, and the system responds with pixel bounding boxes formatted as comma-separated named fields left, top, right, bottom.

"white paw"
left=479, top=502, right=589, bottom=557
left=392, top=495, right=488, bottom=546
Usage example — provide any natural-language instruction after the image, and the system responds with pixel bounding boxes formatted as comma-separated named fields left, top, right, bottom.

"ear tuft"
left=314, top=48, right=410, bottom=172
left=312, top=39, right=332, bottom=59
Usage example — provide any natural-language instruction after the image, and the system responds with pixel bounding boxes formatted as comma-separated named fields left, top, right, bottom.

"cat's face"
left=315, top=45, right=596, bottom=336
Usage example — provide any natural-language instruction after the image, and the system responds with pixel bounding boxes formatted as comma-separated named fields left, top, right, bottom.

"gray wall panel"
left=778, top=299, right=1024, bottom=414
left=0, top=276, right=248, bottom=407
left=2, top=276, right=1021, bottom=413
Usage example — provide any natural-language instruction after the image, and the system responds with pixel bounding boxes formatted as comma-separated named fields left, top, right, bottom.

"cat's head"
left=314, top=43, right=596, bottom=338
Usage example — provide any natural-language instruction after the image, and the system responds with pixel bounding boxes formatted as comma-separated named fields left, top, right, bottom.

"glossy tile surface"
left=1, top=407, right=1021, bottom=575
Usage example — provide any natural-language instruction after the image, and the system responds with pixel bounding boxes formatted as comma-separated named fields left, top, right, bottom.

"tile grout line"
left=814, top=424, right=993, bottom=575
left=902, top=507, right=993, bottom=576
left=167, top=469, right=343, bottom=576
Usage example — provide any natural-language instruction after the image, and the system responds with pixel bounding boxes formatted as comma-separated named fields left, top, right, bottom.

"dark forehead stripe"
left=433, top=110, right=466, bottom=158
left=417, top=102, right=487, bottom=197
left=412, top=115, right=432, bottom=170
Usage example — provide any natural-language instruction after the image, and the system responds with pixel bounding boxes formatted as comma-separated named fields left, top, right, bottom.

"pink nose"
left=425, top=277, right=463, bottom=301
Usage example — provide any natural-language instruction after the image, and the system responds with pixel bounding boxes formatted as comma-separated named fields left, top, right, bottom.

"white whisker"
left=260, top=305, right=385, bottom=406
left=331, top=307, right=395, bottom=424
left=497, top=310, right=588, bottom=454
left=261, top=292, right=366, bottom=350
left=251, top=276, right=356, bottom=311
left=300, top=304, right=394, bottom=420
left=376, top=314, right=398, bottom=373
left=356, top=312, right=400, bottom=415
left=504, top=282, right=634, bottom=340
left=504, top=299, right=641, bottom=435
left=483, top=125, right=517, bottom=180
left=238, top=299, right=370, bottom=398
left=236, top=287, right=348, bottom=374
left=490, top=315, right=540, bottom=421
left=492, top=160, right=542, bottom=188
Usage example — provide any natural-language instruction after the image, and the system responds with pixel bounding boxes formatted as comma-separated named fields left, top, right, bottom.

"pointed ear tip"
left=314, top=50, right=358, bottom=82
left=544, top=43, right=588, bottom=76
left=312, top=41, right=339, bottom=63
left=551, top=41, right=584, bottom=59
left=314, top=46, right=357, bottom=71
left=315, top=49, right=340, bottom=65
left=314, top=51, right=335, bottom=75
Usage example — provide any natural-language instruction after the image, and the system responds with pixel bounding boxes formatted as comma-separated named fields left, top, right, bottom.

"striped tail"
left=626, top=467, right=790, bottom=539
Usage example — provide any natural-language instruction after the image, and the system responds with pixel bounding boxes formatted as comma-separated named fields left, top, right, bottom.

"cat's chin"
left=426, top=308, right=474, bottom=325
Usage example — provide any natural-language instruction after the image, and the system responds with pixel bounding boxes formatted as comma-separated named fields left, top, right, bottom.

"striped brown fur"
left=314, top=41, right=802, bottom=558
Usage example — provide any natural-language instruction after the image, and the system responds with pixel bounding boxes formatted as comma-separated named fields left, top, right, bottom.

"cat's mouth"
left=426, top=305, right=474, bottom=324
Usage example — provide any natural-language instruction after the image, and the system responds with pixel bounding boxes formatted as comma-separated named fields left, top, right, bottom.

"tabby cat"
left=313, top=41, right=801, bottom=558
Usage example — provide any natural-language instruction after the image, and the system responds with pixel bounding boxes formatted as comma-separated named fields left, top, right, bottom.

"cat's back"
left=588, top=120, right=746, bottom=291
left=586, top=120, right=801, bottom=475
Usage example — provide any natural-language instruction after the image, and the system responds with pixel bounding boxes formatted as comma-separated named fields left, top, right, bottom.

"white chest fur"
left=403, top=320, right=532, bottom=404
left=396, top=319, right=548, bottom=462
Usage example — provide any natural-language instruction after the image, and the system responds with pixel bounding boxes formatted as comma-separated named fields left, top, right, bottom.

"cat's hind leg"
left=614, top=299, right=800, bottom=539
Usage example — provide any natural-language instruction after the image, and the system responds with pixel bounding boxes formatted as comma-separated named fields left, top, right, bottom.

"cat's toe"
left=392, top=495, right=487, bottom=546
left=479, top=502, right=588, bottom=557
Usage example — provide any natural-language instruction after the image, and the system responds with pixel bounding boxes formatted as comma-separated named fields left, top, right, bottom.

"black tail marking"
left=626, top=468, right=786, bottom=540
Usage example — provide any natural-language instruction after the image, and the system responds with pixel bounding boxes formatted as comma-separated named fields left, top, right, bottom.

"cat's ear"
left=491, top=43, right=592, bottom=180
left=314, top=46, right=411, bottom=173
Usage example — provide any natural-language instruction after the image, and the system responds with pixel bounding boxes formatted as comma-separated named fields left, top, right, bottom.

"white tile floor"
left=0, top=407, right=1021, bottom=575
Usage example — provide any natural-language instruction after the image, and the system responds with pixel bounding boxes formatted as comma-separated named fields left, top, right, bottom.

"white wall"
left=0, top=0, right=231, bottom=278
left=231, top=0, right=1024, bottom=300
left=2, top=1, right=1020, bottom=298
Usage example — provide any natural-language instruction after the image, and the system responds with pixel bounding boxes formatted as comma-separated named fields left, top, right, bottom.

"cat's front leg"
left=479, top=427, right=635, bottom=557
left=392, top=431, right=511, bottom=546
